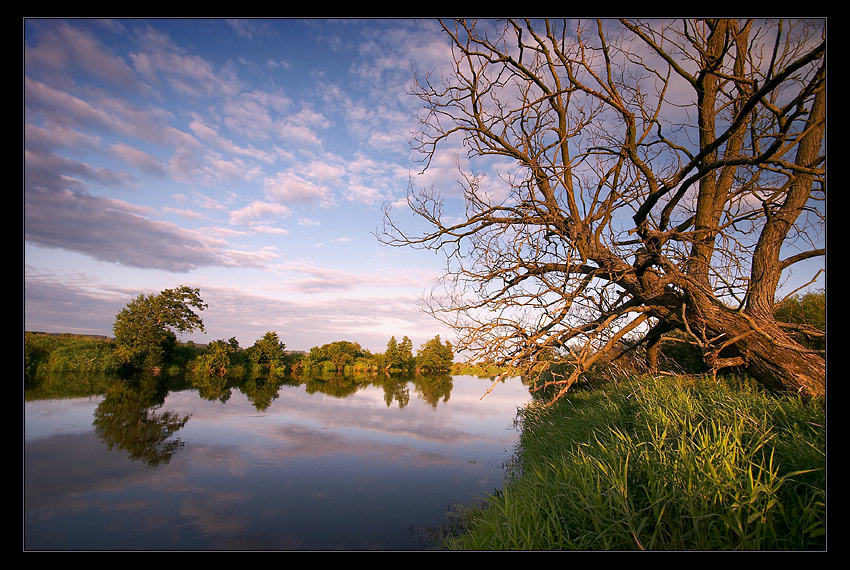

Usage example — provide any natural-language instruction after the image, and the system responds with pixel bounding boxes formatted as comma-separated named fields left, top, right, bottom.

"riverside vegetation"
left=24, top=287, right=826, bottom=550
left=438, top=374, right=825, bottom=550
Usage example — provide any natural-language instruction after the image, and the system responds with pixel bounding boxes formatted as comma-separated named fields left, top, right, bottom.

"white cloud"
left=264, top=171, right=335, bottom=206
left=24, top=21, right=138, bottom=87
left=230, top=201, right=292, bottom=225
left=163, top=206, right=207, bottom=219
left=129, top=25, right=243, bottom=98
left=110, top=141, right=167, bottom=177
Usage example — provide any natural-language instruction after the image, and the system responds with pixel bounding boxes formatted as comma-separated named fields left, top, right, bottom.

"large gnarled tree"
left=382, top=19, right=825, bottom=400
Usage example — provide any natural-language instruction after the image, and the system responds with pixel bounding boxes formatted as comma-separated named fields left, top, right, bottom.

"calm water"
left=24, top=374, right=531, bottom=550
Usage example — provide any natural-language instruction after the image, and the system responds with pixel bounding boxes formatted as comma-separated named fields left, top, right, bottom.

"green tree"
left=112, top=286, right=207, bottom=370
left=193, top=339, right=234, bottom=376
left=383, top=335, right=415, bottom=373
left=325, top=340, right=363, bottom=374
left=384, top=336, right=400, bottom=369
left=382, top=336, right=401, bottom=372
left=248, top=331, right=287, bottom=371
left=400, top=336, right=414, bottom=372
left=774, top=289, right=825, bottom=351
left=301, top=340, right=364, bottom=375
left=416, top=335, right=454, bottom=373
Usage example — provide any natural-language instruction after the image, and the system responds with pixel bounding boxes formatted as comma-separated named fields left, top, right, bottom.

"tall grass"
left=25, top=332, right=121, bottom=376
left=442, top=375, right=825, bottom=550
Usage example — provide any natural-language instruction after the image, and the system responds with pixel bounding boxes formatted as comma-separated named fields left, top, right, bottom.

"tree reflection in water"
left=92, top=374, right=190, bottom=467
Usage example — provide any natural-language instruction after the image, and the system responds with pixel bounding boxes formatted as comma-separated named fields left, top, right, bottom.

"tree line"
left=60, top=285, right=454, bottom=379
left=26, top=285, right=823, bottom=388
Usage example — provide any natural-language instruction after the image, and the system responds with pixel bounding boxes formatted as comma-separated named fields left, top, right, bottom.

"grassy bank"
left=441, top=375, right=826, bottom=551
left=24, top=332, right=122, bottom=376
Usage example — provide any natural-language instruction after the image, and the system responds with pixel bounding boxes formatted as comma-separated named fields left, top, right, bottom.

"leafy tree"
left=774, top=289, right=825, bottom=350
left=325, top=340, right=363, bottom=373
left=248, top=331, right=287, bottom=371
left=384, top=336, right=401, bottom=370
left=302, top=340, right=364, bottom=375
left=399, top=336, right=414, bottom=370
left=383, top=335, right=414, bottom=373
left=113, top=286, right=207, bottom=370
left=381, top=19, right=825, bottom=400
left=416, top=335, right=454, bottom=372
left=193, top=339, right=235, bottom=376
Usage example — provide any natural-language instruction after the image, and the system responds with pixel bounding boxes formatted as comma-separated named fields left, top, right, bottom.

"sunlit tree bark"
left=381, top=19, right=825, bottom=400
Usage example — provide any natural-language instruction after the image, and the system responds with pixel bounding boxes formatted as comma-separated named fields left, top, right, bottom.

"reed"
left=442, top=375, right=825, bottom=550
left=25, top=332, right=121, bottom=376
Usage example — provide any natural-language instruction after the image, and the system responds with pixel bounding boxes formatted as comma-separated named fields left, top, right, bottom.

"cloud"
left=188, top=115, right=277, bottom=163
left=163, top=206, right=207, bottom=220
left=24, top=21, right=138, bottom=88
left=129, top=25, right=243, bottom=98
left=25, top=148, right=138, bottom=192
left=25, top=122, right=103, bottom=154
left=226, top=19, right=277, bottom=40
left=182, top=283, right=453, bottom=352
left=229, top=201, right=292, bottom=225
left=251, top=225, right=290, bottom=235
left=109, top=142, right=168, bottom=177
left=263, top=171, right=335, bottom=206
left=276, top=260, right=434, bottom=295
left=25, top=185, right=224, bottom=272
left=220, top=90, right=292, bottom=141
left=24, top=269, right=452, bottom=352
left=24, top=267, right=133, bottom=335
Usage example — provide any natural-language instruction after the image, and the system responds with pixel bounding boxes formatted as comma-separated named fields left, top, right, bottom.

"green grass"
left=25, top=332, right=121, bottom=376
left=441, top=375, right=826, bottom=551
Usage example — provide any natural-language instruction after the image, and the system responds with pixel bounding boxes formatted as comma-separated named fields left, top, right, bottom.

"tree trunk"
left=672, top=292, right=825, bottom=398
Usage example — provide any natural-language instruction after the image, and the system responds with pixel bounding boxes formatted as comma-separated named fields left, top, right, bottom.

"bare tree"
left=381, top=19, right=825, bottom=401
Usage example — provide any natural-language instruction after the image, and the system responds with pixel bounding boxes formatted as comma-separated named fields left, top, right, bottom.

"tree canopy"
left=416, top=335, right=454, bottom=372
left=113, top=286, right=207, bottom=370
left=248, top=331, right=287, bottom=370
left=384, top=335, right=415, bottom=372
left=381, top=19, right=825, bottom=400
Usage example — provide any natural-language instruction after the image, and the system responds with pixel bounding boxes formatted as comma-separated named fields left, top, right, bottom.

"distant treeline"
left=25, top=287, right=824, bottom=385
left=23, top=330, right=458, bottom=380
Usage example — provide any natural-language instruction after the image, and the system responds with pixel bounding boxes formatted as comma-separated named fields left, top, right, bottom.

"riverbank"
left=439, top=374, right=826, bottom=550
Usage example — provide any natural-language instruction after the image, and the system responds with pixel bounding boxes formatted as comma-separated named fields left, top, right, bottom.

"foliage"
left=441, top=375, right=825, bottom=551
left=300, top=340, right=366, bottom=375
left=112, top=286, right=207, bottom=370
left=415, top=335, right=454, bottom=372
left=25, top=332, right=121, bottom=377
left=192, top=339, right=236, bottom=376
left=247, top=331, right=287, bottom=372
left=773, top=289, right=825, bottom=350
left=92, top=375, right=190, bottom=467
left=384, top=335, right=415, bottom=373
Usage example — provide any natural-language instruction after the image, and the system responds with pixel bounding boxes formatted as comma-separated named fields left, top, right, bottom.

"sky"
left=24, top=18, right=825, bottom=355
left=24, top=18, right=465, bottom=353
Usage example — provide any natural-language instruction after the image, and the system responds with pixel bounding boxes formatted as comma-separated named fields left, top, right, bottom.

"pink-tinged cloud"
left=229, top=201, right=292, bottom=225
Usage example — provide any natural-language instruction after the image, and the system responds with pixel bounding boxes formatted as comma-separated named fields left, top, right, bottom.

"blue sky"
left=24, top=18, right=825, bottom=355
left=25, top=18, right=462, bottom=352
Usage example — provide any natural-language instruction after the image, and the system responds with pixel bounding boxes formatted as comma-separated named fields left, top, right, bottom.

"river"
left=24, top=373, right=531, bottom=551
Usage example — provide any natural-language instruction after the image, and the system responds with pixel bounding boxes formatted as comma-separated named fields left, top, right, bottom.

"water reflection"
left=93, top=378, right=190, bottom=467
left=25, top=371, right=530, bottom=550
